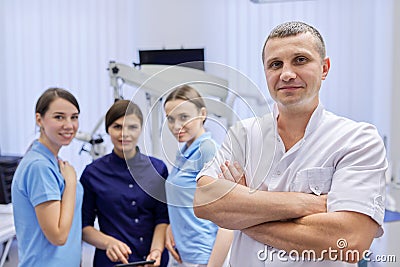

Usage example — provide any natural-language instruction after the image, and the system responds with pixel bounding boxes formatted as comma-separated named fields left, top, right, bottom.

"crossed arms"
left=193, top=163, right=379, bottom=263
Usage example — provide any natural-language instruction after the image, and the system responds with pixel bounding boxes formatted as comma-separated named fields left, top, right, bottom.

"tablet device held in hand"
left=114, top=259, right=156, bottom=267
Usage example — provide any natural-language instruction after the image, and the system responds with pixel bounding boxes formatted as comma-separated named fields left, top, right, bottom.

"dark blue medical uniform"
left=81, top=148, right=169, bottom=267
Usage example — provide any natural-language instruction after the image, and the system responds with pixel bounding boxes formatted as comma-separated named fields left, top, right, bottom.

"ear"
left=321, top=57, right=330, bottom=80
left=200, top=107, right=207, bottom=123
left=35, top=113, right=42, bottom=128
left=200, top=107, right=207, bottom=117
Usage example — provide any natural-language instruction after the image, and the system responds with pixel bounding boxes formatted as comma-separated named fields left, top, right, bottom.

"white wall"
left=390, top=0, right=400, bottom=182
left=0, top=0, right=395, bottom=176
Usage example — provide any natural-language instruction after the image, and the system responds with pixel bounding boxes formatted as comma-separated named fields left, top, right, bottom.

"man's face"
left=263, top=32, right=330, bottom=111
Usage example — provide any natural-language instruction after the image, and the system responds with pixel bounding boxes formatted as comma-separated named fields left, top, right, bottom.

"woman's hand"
left=58, top=159, right=77, bottom=186
left=105, top=236, right=132, bottom=264
left=165, top=225, right=182, bottom=263
left=146, top=248, right=162, bottom=266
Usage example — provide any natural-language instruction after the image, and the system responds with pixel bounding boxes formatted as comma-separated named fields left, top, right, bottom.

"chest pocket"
left=291, top=167, right=334, bottom=195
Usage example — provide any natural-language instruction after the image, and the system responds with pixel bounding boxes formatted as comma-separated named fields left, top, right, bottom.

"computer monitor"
left=0, top=156, right=22, bottom=204
left=139, top=48, right=205, bottom=71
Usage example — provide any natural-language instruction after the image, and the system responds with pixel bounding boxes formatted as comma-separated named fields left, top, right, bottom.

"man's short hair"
left=262, top=21, right=326, bottom=63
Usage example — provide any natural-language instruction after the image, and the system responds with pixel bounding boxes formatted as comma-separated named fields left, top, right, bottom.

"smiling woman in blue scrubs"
left=80, top=100, right=169, bottom=267
left=12, top=88, right=83, bottom=267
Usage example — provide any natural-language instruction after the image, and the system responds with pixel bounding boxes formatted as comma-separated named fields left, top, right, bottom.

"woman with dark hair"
left=164, top=85, right=232, bottom=267
left=80, top=100, right=169, bottom=267
left=12, top=87, right=83, bottom=267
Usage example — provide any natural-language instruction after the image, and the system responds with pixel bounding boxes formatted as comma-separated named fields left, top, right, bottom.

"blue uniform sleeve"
left=198, top=138, right=218, bottom=170
left=26, top=160, right=62, bottom=207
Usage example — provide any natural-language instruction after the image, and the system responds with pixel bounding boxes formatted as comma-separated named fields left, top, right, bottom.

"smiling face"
left=108, top=113, right=142, bottom=159
left=263, top=32, right=330, bottom=112
left=36, top=98, right=79, bottom=155
left=164, top=99, right=206, bottom=148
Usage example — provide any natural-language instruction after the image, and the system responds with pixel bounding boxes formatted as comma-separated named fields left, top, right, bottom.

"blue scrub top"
left=12, top=140, right=83, bottom=267
left=81, top=148, right=169, bottom=267
left=166, top=132, right=219, bottom=264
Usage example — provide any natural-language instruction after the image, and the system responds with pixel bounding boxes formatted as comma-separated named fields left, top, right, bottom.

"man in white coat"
left=194, top=21, right=387, bottom=267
